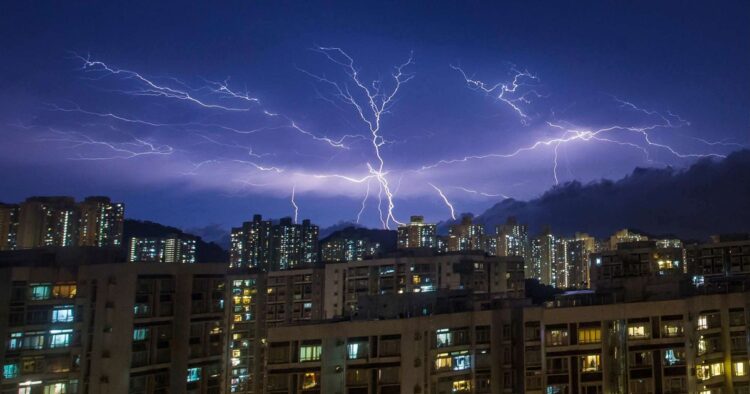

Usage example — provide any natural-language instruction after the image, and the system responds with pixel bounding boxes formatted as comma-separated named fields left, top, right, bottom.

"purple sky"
left=1, top=1, right=748, bottom=230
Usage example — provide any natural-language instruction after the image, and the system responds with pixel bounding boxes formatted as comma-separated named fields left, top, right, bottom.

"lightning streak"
left=291, top=185, right=299, bottom=224
left=40, top=128, right=174, bottom=160
left=301, top=47, right=414, bottom=228
left=72, top=54, right=353, bottom=149
left=356, top=180, right=371, bottom=224
left=423, top=68, right=729, bottom=184
left=451, top=64, right=543, bottom=124
left=429, top=183, right=456, bottom=221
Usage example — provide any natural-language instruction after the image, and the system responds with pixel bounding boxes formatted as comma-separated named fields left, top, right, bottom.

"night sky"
left=1, top=1, right=748, bottom=231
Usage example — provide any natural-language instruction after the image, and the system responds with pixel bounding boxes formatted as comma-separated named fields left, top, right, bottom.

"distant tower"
left=77, top=196, right=124, bottom=247
left=397, top=215, right=437, bottom=250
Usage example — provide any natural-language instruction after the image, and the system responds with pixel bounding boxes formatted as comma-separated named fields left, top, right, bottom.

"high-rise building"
left=397, top=215, right=437, bottom=249
left=230, top=215, right=319, bottom=270
left=16, top=196, right=79, bottom=249
left=530, top=227, right=558, bottom=286
left=230, top=214, right=273, bottom=269
left=300, top=219, right=319, bottom=264
left=77, top=196, right=125, bottom=247
left=321, top=237, right=381, bottom=262
left=496, top=216, right=530, bottom=265
left=565, top=233, right=597, bottom=289
left=0, top=203, right=19, bottom=251
left=7, top=196, right=124, bottom=250
left=447, top=215, right=485, bottom=252
left=128, top=234, right=197, bottom=263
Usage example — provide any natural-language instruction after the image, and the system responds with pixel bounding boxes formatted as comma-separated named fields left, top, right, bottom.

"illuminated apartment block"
left=320, top=237, right=381, bottom=262
left=523, top=280, right=750, bottom=394
left=323, top=252, right=525, bottom=319
left=264, top=308, right=524, bottom=394
left=128, top=235, right=197, bottom=264
left=447, top=215, right=485, bottom=252
left=230, top=215, right=319, bottom=270
left=496, top=216, right=530, bottom=262
left=76, top=196, right=124, bottom=248
left=16, top=197, right=79, bottom=249
left=396, top=216, right=437, bottom=250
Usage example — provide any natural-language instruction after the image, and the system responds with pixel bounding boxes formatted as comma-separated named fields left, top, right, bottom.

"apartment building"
left=523, top=283, right=750, bottom=394
left=322, top=251, right=525, bottom=319
left=265, top=308, right=524, bottom=394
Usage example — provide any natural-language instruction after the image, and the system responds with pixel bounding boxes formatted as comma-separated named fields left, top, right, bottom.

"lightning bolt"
left=39, top=128, right=174, bottom=160
left=356, top=180, right=371, bottom=224
left=291, top=185, right=299, bottom=224
left=71, top=54, right=354, bottom=149
left=300, top=46, right=414, bottom=228
left=452, top=186, right=510, bottom=199
left=429, top=183, right=456, bottom=221
left=451, top=64, right=543, bottom=124
left=422, top=66, right=729, bottom=185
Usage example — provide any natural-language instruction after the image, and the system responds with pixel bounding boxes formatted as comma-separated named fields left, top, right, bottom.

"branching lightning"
left=40, top=128, right=174, bottom=160
left=22, top=50, right=740, bottom=228
left=301, top=46, right=414, bottom=228
left=421, top=66, right=730, bottom=185
left=451, top=64, right=543, bottom=124
left=71, top=53, right=355, bottom=149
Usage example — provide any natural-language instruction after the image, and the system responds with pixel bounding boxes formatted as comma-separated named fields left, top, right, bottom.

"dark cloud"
left=473, top=150, right=750, bottom=239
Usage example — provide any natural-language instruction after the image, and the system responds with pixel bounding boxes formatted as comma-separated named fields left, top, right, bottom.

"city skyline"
left=1, top=1, right=748, bottom=230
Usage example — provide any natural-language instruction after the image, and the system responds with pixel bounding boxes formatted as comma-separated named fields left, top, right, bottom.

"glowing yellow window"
left=578, top=327, right=601, bottom=344
left=627, top=323, right=649, bottom=339
left=452, top=380, right=471, bottom=392
left=581, top=354, right=600, bottom=372
left=710, top=362, right=723, bottom=377
left=735, top=361, right=747, bottom=376
left=52, top=284, right=77, bottom=298
left=435, top=353, right=452, bottom=370
left=301, top=372, right=319, bottom=389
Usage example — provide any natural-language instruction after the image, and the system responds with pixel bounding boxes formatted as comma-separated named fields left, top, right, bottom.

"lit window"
left=52, top=284, right=77, bottom=298
left=435, top=353, right=452, bottom=370
left=578, top=327, right=601, bottom=344
left=43, top=383, right=67, bottom=393
left=581, top=354, right=601, bottom=372
left=710, top=362, right=723, bottom=377
left=301, top=372, right=319, bottom=389
left=452, top=379, right=472, bottom=392
left=546, top=328, right=568, bottom=346
left=299, top=344, right=321, bottom=362
left=697, top=315, right=708, bottom=330
left=663, top=349, right=685, bottom=366
left=662, top=321, right=683, bottom=337
left=49, top=329, right=73, bottom=348
left=29, top=284, right=51, bottom=300
left=452, top=351, right=472, bottom=371
left=436, top=329, right=453, bottom=347
left=347, top=341, right=367, bottom=360
left=627, top=323, right=649, bottom=339
left=52, top=307, right=74, bottom=323
left=133, top=327, right=149, bottom=341
left=2, top=363, right=18, bottom=379
left=735, top=361, right=747, bottom=377
left=697, top=362, right=724, bottom=380
left=8, top=332, right=23, bottom=350
left=187, top=367, right=201, bottom=382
